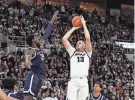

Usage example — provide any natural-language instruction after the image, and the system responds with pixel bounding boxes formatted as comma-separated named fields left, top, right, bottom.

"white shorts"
left=67, top=77, right=89, bottom=100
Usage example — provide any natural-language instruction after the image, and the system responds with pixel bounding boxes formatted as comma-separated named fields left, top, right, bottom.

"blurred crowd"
left=0, top=1, right=134, bottom=100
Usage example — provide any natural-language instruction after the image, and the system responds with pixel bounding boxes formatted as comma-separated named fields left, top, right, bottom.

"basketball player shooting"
left=62, top=16, right=92, bottom=100
left=23, top=11, right=59, bottom=100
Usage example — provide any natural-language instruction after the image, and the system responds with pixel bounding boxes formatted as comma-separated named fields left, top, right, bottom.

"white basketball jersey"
left=66, top=46, right=92, bottom=78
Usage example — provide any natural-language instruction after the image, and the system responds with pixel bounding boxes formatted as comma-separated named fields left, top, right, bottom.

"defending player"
left=62, top=16, right=92, bottom=100
left=23, top=11, right=59, bottom=100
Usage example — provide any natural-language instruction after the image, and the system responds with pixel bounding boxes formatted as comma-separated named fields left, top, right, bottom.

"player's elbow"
left=62, top=37, right=67, bottom=43
left=85, top=36, right=90, bottom=41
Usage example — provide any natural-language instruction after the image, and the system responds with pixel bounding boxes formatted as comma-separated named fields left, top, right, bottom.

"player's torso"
left=89, top=93, right=105, bottom=100
left=70, top=51, right=90, bottom=77
left=30, top=49, right=45, bottom=75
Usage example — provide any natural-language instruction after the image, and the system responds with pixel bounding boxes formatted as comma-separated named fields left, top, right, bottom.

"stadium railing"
left=7, top=35, right=26, bottom=47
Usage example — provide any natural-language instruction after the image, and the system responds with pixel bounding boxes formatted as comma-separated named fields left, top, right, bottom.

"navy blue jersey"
left=30, top=48, right=45, bottom=77
left=89, top=93, right=105, bottom=100
left=2, top=89, right=23, bottom=100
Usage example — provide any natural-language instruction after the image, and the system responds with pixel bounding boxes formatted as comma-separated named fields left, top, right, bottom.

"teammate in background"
left=0, top=88, right=19, bottom=100
left=62, top=16, right=92, bottom=100
left=23, top=11, right=59, bottom=100
left=89, top=82, right=105, bottom=100
left=2, top=77, right=23, bottom=100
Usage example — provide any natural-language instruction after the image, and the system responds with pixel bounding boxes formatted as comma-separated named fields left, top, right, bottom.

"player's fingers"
left=55, top=10, right=59, bottom=14
left=80, top=15, right=85, bottom=21
left=80, top=15, right=83, bottom=19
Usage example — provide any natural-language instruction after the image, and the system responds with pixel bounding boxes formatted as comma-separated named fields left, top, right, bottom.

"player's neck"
left=93, top=92, right=101, bottom=97
left=30, top=44, right=37, bottom=49
left=76, top=49, right=84, bottom=52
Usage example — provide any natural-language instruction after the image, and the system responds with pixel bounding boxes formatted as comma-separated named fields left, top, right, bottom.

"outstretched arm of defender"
left=81, top=16, right=92, bottom=52
left=42, top=11, right=59, bottom=43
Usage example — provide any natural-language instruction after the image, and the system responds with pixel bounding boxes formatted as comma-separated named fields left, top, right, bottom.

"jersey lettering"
left=40, top=54, right=45, bottom=60
left=77, top=57, right=84, bottom=62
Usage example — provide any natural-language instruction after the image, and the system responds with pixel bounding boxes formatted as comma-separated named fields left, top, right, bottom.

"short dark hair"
left=26, top=34, right=34, bottom=46
left=94, top=82, right=102, bottom=89
left=51, top=89, right=55, bottom=94
left=41, top=89, right=47, bottom=95
left=2, top=77, right=17, bottom=90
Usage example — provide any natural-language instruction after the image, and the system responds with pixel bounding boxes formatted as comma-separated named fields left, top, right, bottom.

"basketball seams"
left=72, top=16, right=82, bottom=27
left=72, top=18, right=79, bottom=27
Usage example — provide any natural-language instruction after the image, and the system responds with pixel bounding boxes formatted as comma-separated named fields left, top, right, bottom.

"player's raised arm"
left=62, top=27, right=80, bottom=56
left=62, top=27, right=80, bottom=49
left=81, top=16, right=92, bottom=53
left=43, top=10, right=59, bottom=41
left=0, top=89, right=18, bottom=100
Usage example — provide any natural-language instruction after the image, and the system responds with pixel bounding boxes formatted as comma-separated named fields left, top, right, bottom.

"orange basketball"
left=72, top=16, right=82, bottom=27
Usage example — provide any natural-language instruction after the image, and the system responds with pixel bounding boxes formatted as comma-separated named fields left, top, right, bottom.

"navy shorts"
left=23, top=71, right=42, bottom=97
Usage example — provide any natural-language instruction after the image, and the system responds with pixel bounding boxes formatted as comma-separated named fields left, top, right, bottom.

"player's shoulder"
left=26, top=47, right=36, bottom=55
left=85, top=49, right=92, bottom=58
left=68, top=46, right=75, bottom=51
left=66, top=45, right=76, bottom=56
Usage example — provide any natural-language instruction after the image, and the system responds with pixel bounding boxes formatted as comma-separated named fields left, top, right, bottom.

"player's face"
left=94, top=84, right=101, bottom=92
left=76, top=41, right=85, bottom=52
left=34, top=33, right=42, bottom=46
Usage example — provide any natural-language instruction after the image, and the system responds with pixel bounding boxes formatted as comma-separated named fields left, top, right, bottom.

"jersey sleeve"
left=66, top=46, right=75, bottom=57
left=87, top=51, right=92, bottom=58
left=43, top=23, right=53, bottom=41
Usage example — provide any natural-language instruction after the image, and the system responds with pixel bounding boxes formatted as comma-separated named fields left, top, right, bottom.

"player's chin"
left=36, top=43, right=41, bottom=48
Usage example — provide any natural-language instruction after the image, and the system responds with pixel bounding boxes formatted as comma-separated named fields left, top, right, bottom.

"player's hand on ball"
left=80, top=15, right=86, bottom=25
left=72, top=26, right=81, bottom=30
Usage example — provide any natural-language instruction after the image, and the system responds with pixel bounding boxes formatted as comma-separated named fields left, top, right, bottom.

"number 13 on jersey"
left=77, top=57, right=84, bottom=62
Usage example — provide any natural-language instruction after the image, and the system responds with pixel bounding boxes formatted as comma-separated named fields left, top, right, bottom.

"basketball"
left=72, top=16, right=82, bottom=27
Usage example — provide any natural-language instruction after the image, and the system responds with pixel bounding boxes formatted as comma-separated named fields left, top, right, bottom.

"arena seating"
left=0, top=1, right=134, bottom=99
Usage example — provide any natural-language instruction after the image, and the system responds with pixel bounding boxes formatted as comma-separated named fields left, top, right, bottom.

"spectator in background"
left=125, top=93, right=132, bottom=100
left=38, top=89, right=47, bottom=100
left=17, top=48, right=23, bottom=57
left=44, top=88, right=51, bottom=100
left=49, top=90, right=58, bottom=100
left=1, top=41, right=7, bottom=52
